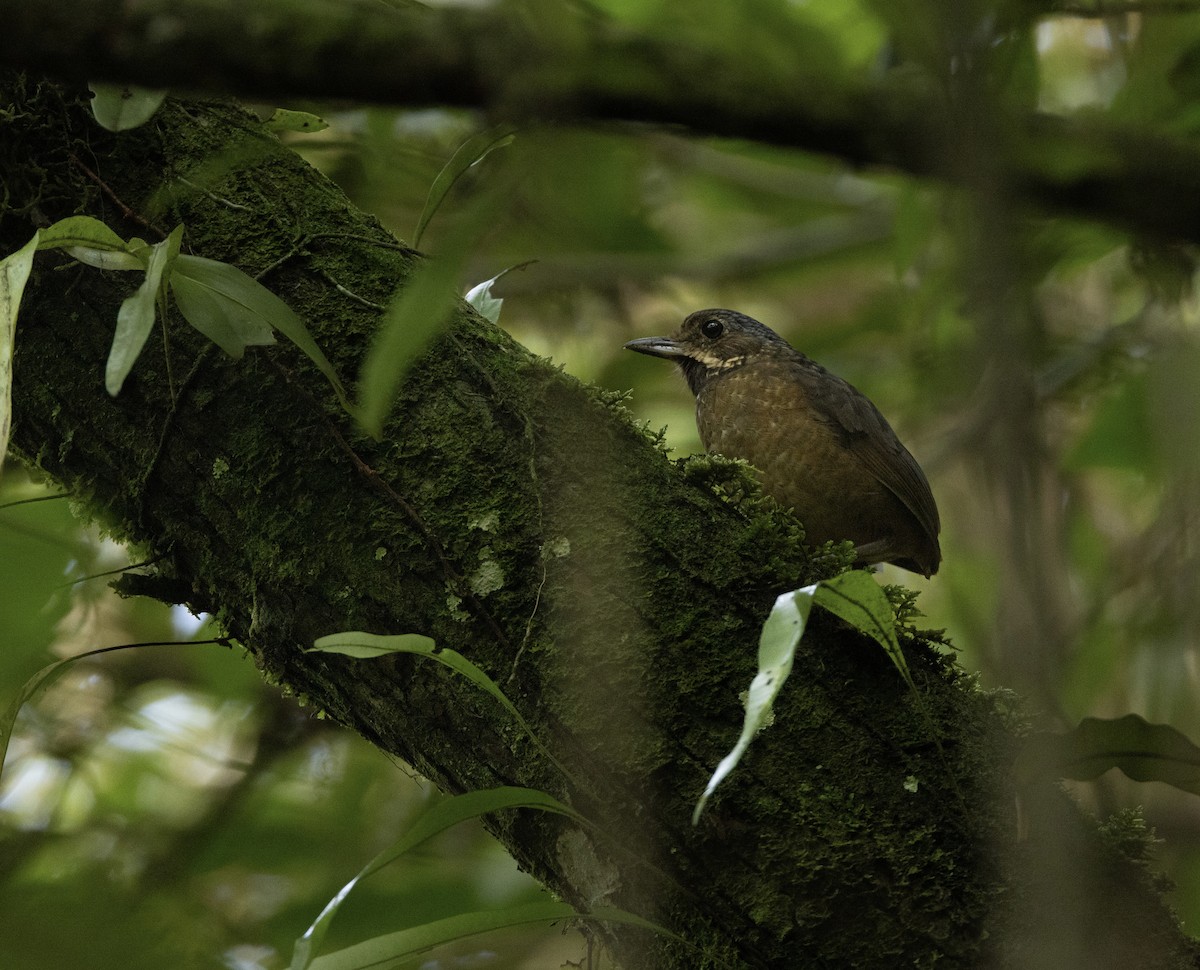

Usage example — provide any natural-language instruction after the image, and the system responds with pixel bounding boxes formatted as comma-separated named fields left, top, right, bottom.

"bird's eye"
left=700, top=319, right=724, bottom=339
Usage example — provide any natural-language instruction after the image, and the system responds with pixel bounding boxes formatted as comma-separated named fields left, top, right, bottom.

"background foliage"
left=6, top=1, right=1200, bottom=967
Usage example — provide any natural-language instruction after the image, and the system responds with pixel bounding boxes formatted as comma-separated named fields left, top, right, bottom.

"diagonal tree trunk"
left=1, top=76, right=1194, bottom=970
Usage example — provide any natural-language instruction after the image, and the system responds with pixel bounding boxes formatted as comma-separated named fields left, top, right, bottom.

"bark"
left=1, top=76, right=1196, bottom=969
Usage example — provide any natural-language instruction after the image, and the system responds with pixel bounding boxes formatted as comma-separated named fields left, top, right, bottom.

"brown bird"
left=625, top=308, right=941, bottom=577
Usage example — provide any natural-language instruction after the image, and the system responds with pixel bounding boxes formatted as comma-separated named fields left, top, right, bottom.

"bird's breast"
left=694, top=364, right=904, bottom=549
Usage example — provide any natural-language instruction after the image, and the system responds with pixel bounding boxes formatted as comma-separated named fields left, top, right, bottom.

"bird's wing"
left=796, top=360, right=942, bottom=540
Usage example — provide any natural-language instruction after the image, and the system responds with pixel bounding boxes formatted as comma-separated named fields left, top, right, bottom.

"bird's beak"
left=624, top=336, right=687, bottom=360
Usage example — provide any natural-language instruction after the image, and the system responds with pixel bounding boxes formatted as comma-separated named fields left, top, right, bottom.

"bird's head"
left=624, top=308, right=790, bottom=396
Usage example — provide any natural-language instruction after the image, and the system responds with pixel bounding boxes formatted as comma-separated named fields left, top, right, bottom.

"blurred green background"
left=8, top=2, right=1200, bottom=967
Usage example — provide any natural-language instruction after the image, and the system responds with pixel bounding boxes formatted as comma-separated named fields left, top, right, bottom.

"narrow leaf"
left=413, top=126, right=515, bottom=249
left=88, top=83, right=168, bottom=131
left=291, top=786, right=583, bottom=970
left=307, top=901, right=672, bottom=970
left=310, top=631, right=573, bottom=782
left=0, top=233, right=39, bottom=470
left=693, top=585, right=817, bottom=824
left=1015, top=714, right=1200, bottom=794
left=66, top=247, right=145, bottom=271
left=106, top=225, right=183, bottom=395
left=1, top=654, right=79, bottom=781
left=308, top=632, right=433, bottom=659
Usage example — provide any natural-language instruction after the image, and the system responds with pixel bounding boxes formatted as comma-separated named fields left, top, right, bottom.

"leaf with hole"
left=265, top=108, right=329, bottom=134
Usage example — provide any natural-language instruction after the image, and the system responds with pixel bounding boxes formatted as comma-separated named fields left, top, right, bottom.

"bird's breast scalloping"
left=696, top=364, right=904, bottom=548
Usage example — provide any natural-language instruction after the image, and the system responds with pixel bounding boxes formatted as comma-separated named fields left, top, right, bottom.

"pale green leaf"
left=89, top=83, right=168, bottom=132
left=413, top=126, right=515, bottom=248
left=291, top=786, right=584, bottom=970
left=106, top=225, right=183, bottom=396
left=693, top=584, right=817, bottom=824
left=265, top=108, right=330, bottom=133
left=464, top=262, right=533, bottom=325
left=307, top=901, right=672, bottom=970
left=465, top=274, right=504, bottom=324
left=66, top=247, right=145, bottom=271
left=0, top=233, right=39, bottom=471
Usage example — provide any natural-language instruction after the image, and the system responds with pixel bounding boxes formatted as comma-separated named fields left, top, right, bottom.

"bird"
left=624, top=308, right=941, bottom=577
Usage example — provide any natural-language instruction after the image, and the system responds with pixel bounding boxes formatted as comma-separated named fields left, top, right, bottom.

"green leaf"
left=309, top=631, right=573, bottom=782
left=170, top=256, right=353, bottom=414
left=814, top=571, right=960, bottom=804
left=36, top=216, right=142, bottom=269
left=88, top=83, right=168, bottom=132
left=106, top=225, right=183, bottom=395
left=1015, top=714, right=1200, bottom=794
left=693, top=585, right=817, bottom=824
left=291, top=786, right=584, bottom=970
left=1, top=638, right=226, bottom=786
left=355, top=253, right=461, bottom=438
left=170, top=255, right=278, bottom=356
left=413, top=126, right=515, bottom=249
left=307, top=901, right=671, bottom=970
left=0, top=233, right=39, bottom=470
left=812, top=570, right=914, bottom=690
left=1, top=653, right=80, bottom=783
left=264, top=108, right=330, bottom=134
left=309, top=631, right=434, bottom=659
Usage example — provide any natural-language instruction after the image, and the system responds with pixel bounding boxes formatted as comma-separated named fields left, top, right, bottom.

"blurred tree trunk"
left=1, top=77, right=1195, bottom=970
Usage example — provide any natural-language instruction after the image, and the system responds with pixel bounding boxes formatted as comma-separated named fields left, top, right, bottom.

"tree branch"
left=3, top=0, right=1200, bottom=247
left=2, top=75, right=1196, bottom=969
